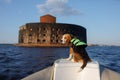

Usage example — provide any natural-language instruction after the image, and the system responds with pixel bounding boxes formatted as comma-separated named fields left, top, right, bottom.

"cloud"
left=36, top=0, right=80, bottom=16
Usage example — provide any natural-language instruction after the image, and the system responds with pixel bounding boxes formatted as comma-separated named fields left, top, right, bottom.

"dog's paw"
left=77, top=68, right=83, bottom=72
left=66, top=58, right=71, bottom=60
left=71, top=59, right=75, bottom=62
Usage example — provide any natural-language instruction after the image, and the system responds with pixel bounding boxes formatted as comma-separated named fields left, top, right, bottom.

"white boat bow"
left=22, top=59, right=120, bottom=80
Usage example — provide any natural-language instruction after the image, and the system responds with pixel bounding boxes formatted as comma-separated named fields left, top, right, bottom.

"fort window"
left=29, top=34, right=32, bottom=36
left=38, top=27, right=41, bottom=32
left=37, top=39, right=40, bottom=43
left=43, top=27, right=46, bottom=31
left=51, top=40, right=53, bottom=43
left=56, top=40, right=59, bottom=43
left=56, top=28, right=59, bottom=31
left=56, top=34, right=58, bottom=37
left=42, top=39, right=46, bottom=42
left=29, top=34, right=32, bottom=40
left=43, top=34, right=46, bottom=36
left=21, top=39, right=23, bottom=43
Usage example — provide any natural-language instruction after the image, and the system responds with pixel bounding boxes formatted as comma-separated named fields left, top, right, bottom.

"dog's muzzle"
left=61, top=38, right=66, bottom=44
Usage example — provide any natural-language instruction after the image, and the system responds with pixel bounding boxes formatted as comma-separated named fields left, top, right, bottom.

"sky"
left=0, top=0, right=120, bottom=46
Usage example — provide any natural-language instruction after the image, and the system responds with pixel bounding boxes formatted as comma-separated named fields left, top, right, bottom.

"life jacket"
left=70, top=38, right=87, bottom=46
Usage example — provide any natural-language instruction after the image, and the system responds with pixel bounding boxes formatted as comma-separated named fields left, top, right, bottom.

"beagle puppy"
left=61, top=34, right=91, bottom=69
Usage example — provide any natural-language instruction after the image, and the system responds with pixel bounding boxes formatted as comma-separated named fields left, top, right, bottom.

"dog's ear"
left=69, top=34, right=74, bottom=39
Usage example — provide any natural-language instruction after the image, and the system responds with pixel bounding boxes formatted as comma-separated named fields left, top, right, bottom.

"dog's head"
left=61, top=34, right=72, bottom=45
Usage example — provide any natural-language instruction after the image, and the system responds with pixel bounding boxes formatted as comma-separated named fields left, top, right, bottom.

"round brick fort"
left=18, top=14, right=87, bottom=47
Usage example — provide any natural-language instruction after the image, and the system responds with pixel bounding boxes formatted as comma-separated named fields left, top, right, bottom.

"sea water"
left=0, top=44, right=120, bottom=80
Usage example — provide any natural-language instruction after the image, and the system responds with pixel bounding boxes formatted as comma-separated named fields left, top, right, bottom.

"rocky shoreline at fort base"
left=14, top=43, right=103, bottom=47
left=14, top=43, right=69, bottom=47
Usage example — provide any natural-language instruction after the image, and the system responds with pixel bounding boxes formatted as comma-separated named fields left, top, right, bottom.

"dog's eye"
left=64, top=36, right=67, bottom=39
